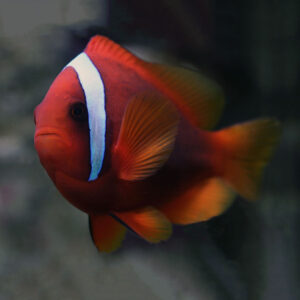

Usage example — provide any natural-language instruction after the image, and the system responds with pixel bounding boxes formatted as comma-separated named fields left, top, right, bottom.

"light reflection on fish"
left=34, top=36, right=280, bottom=252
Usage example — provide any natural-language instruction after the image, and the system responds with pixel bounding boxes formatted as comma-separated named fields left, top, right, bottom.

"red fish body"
left=34, top=36, right=280, bottom=252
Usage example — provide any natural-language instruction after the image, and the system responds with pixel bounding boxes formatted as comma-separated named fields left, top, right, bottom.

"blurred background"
left=0, top=0, right=299, bottom=299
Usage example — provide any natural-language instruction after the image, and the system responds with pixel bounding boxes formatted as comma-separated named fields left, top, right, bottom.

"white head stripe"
left=65, top=52, right=106, bottom=181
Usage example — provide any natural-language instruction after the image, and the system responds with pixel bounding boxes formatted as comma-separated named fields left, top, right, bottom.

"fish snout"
left=34, top=126, right=71, bottom=173
left=34, top=127, right=70, bottom=149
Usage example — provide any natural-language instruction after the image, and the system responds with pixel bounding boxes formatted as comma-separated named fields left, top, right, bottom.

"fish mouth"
left=35, top=128, right=61, bottom=139
left=34, top=127, right=67, bottom=144
left=34, top=127, right=71, bottom=148
left=35, top=132, right=59, bottom=137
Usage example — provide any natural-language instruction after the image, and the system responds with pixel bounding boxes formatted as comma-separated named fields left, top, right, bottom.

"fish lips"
left=34, top=127, right=71, bottom=162
left=34, top=127, right=70, bottom=145
left=35, top=128, right=72, bottom=176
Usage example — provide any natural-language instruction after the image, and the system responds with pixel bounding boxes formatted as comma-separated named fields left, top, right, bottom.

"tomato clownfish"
left=34, top=36, right=280, bottom=252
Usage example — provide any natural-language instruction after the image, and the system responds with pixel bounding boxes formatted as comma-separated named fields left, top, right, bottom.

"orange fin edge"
left=212, top=118, right=281, bottom=200
left=159, top=177, right=235, bottom=225
left=114, top=207, right=172, bottom=243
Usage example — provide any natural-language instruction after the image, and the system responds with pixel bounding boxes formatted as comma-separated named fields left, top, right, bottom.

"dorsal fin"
left=85, top=35, right=224, bottom=130
left=113, top=94, right=179, bottom=181
left=140, top=63, right=225, bottom=129
left=114, top=207, right=172, bottom=243
left=85, top=35, right=139, bottom=66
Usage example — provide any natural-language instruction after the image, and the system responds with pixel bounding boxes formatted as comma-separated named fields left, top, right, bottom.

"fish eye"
left=70, top=102, right=88, bottom=122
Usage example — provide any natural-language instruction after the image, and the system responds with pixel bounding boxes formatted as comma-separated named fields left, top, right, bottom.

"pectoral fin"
left=113, top=94, right=179, bottom=181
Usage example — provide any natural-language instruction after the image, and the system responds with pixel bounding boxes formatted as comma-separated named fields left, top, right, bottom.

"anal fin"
left=114, top=207, right=172, bottom=243
left=159, top=177, right=235, bottom=224
left=89, top=214, right=126, bottom=253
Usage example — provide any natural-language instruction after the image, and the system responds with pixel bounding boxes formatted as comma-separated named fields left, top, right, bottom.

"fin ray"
left=113, top=94, right=179, bottom=181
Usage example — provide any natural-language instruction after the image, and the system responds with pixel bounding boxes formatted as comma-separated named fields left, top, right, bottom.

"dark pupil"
left=74, top=107, right=83, bottom=115
left=70, top=103, right=88, bottom=121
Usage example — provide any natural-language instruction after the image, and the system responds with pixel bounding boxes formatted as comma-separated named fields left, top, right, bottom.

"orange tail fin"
left=212, top=118, right=281, bottom=200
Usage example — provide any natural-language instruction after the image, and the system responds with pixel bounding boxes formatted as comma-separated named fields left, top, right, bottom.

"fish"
left=34, top=35, right=281, bottom=253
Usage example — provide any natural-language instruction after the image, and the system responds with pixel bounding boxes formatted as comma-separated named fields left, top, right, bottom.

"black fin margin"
left=109, top=213, right=141, bottom=239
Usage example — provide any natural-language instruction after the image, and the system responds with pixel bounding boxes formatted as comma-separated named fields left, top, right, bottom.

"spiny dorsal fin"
left=159, top=177, right=235, bottom=224
left=113, top=94, right=179, bottom=181
left=114, top=207, right=172, bottom=243
left=85, top=35, right=139, bottom=66
left=89, top=214, right=126, bottom=253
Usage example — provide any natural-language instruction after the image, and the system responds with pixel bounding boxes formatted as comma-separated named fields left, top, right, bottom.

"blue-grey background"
left=0, top=1, right=298, bottom=299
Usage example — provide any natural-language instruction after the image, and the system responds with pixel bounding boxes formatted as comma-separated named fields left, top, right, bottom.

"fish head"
left=34, top=67, right=91, bottom=181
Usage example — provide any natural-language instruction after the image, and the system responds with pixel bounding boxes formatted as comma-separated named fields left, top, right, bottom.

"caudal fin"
left=212, top=118, right=281, bottom=200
